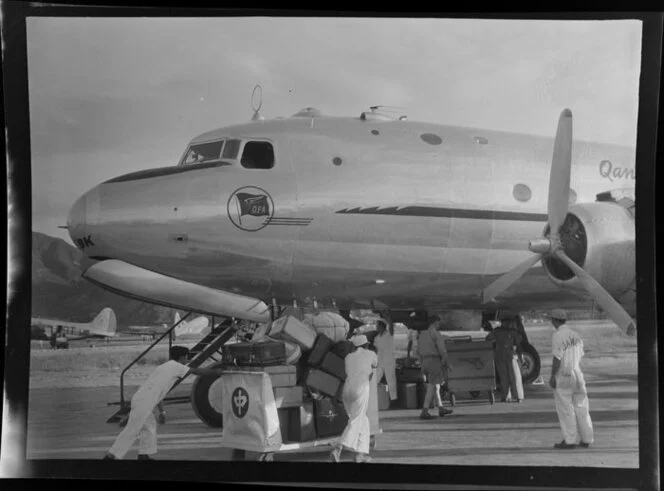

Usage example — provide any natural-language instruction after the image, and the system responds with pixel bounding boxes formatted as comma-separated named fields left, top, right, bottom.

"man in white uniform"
left=549, top=309, right=594, bottom=449
left=104, top=346, right=224, bottom=460
left=330, top=335, right=378, bottom=463
left=373, top=319, right=398, bottom=409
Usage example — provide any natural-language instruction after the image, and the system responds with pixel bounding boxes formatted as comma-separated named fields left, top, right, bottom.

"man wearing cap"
left=416, top=317, right=453, bottom=419
left=486, top=316, right=524, bottom=402
left=330, top=335, right=378, bottom=463
left=103, top=346, right=225, bottom=460
left=549, top=309, right=594, bottom=449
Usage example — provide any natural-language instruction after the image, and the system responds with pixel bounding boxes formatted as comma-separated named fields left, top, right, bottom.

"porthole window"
left=332, top=157, right=343, bottom=166
left=474, top=136, right=489, bottom=145
left=569, top=189, right=577, bottom=204
left=371, top=130, right=380, bottom=135
left=513, top=183, right=532, bottom=202
left=420, top=133, right=442, bottom=145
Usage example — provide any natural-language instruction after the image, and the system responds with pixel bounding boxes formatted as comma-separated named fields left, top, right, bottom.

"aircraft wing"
left=82, top=259, right=271, bottom=323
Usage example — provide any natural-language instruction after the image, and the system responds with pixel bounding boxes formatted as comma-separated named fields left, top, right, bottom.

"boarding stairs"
left=106, top=314, right=237, bottom=424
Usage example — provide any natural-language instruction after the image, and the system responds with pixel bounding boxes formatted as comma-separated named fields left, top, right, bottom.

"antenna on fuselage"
left=251, top=84, right=264, bottom=121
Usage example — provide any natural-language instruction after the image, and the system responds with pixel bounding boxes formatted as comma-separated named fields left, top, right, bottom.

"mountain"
left=31, top=231, right=173, bottom=329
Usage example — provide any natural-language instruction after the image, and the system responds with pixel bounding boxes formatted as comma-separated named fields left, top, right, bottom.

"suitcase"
left=224, top=341, right=287, bottom=366
left=304, top=368, right=342, bottom=398
left=288, top=400, right=316, bottom=442
left=331, top=340, right=355, bottom=359
left=314, top=397, right=349, bottom=438
left=396, top=366, right=424, bottom=383
left=270, top=316, right=318, bottom=351
left=273, top=386, right=303, bottom=408
left=242, top=365, right=297, bottom=388
left=306, top=334, right=336, bottom=367
left=319, top=351, right=346, bottom=381
left=277, top=408, right=292, bottom=443
left=377, top=383, right=390, bottom=411
left=416, top=383, right=427, bottom=407
left=397, top=382, right=419, bottom=409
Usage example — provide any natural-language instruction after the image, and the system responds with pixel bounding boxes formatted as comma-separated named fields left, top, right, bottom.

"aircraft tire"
left=191, top=362, right=225, bottom=428
left=520, top=343, right=541, bottom=385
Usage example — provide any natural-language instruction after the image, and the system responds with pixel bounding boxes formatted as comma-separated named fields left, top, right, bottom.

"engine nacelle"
left=542, top=201, right=636, bottom=315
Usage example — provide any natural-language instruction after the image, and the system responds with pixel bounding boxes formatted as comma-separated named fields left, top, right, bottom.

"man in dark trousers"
left=486, top=317, right=523, bottom=402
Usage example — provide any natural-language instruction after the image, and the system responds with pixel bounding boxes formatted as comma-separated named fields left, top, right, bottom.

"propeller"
left=482, top=109, right=636, bottom=336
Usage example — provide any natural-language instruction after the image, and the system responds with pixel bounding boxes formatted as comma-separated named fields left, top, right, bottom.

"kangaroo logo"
left=231, top=387, right=249, bottom=418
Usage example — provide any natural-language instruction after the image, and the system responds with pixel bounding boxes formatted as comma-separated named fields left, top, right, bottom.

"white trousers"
left=554, top=370, right=594, bottom=445
left=108, top=396, right=158, bottom=459
left=376, top=363, right=397, bottom=401
left=338, top=380, right=371, bottom=454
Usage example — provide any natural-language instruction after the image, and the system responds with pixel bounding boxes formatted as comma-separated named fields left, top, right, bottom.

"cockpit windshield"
left=181, top=140, right=225, bottom=166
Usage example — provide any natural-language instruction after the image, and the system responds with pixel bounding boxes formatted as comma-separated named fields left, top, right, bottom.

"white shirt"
left=345, top=348, right=378, bottom=388
left=132, top=360, right=191, bottom=404
left=407, top=329, right=419, bottom=354
left=373, top=331, right=395, bottom=366
left=552, top=325, right=585, bottom=376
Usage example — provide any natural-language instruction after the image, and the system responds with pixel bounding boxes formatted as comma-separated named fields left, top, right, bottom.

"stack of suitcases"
left=396, top=358, right=426, bottom=409
left=224, top=315, right=354, bottom=443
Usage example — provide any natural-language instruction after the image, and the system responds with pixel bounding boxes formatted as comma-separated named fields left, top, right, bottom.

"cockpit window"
left=182, top=140, right=224, bottom=165
left=241, top=141, right=275, bottom=169
left=222, top=139, right=241, bottom=160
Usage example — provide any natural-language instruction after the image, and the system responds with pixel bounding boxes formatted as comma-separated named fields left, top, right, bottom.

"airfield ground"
left=27, top=321, right=638, bottom=467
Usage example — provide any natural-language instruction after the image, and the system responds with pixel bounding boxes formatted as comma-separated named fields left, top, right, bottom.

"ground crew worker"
left=373, top=319, right=398, bottom=409
left=417, top=317, right=453, bottom=419
left=330, top=335, right=377, bottom=463
left=406, top=327, right=419, bottom=360
left=549, top=309, right=594, bottom=449
left=486, top=317, right=523, bottom=402
left=103, top=346, right=224, bottom=460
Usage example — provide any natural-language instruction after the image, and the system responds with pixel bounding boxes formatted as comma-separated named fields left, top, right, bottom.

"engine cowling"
left=542, top=201, right=635, bottom=315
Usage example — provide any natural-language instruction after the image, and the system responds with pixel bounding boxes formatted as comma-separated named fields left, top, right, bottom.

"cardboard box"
left=277, top=408, right=292, bottom=443
left=273, top=386, right=303, bottom=408
left=287, top=401, right=316, bottom=442
left=241, top=365, right=297, bottom=388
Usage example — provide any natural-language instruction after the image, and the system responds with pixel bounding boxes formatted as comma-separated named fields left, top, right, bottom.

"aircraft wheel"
left=191, top=362, right=225, bottom=428
left=520, top=344, right=541, bottom=385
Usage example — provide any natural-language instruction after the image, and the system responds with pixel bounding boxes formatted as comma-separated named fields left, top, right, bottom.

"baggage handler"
left=373, top=319, right=398, bottom=409
left=330, top=335, right=378, bottom=463
left=549, top=309, right=594, bottom=449
left=103, top=346, right=224, bottom=460
left=486, top=317, right=523, bottom=402
left=417, top=318, right=453, bottom=419
left=406, top=327, right=419, bottom=361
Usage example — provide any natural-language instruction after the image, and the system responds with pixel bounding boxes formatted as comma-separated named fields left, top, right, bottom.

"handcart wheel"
left=370, top=435, right=376, bottom=450
left=231, top=449, right=246, bottom=461
left=469, top=391, right=480, bottom=399
left=258, top=452, right=274, bottom=462
left=489, top=391, right=495, bottom=405
left=449, top=393, right=456, bottom=407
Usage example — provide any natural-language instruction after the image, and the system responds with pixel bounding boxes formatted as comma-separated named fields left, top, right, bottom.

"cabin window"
left=182, top=140, right=224, bottom=165
left=241, top=141, right=275, bottom=169
left=222, top=139, right=241, bottom=160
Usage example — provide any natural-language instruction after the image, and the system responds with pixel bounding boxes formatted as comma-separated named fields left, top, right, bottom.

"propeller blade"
left=548, top=109, right=573, bottom=234
left=555, top=250, right=636, bottom=336
left=482, top=254, right=542, bottom=304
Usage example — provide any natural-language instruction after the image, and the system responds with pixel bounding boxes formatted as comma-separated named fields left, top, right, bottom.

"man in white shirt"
left=373, top=319, right=398, bottom=408
left=549, top=309, right=594, bottom=449
left=104, top=346, right=224, bottom=460
left=406, top=328, right=419, bottom=360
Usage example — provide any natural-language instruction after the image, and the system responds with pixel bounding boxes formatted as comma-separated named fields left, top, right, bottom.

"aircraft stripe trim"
left=336, top=206, right=548, bottom=222
left=263, top=217, right=314, bottom=226
left=104, top=161, right=231, bottom=184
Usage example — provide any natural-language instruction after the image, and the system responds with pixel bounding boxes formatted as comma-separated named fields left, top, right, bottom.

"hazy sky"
left=26, top=17, right=642, bottom=243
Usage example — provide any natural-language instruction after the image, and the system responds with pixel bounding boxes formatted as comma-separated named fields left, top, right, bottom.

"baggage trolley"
left=219, top=370, right=381, bottom=461
left=444, top=337, right=496, bottom=406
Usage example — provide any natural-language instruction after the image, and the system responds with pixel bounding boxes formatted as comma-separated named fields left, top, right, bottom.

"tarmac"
left=26, top=323, right=639, bottom=468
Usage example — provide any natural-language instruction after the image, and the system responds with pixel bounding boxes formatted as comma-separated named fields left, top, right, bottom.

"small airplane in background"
left=31, top=307, right=117, bottom=341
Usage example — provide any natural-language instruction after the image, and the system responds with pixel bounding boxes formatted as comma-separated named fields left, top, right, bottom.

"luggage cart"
left=220, top=370, right=381, bottom=461
left=444, top=337, right=496, bottom=406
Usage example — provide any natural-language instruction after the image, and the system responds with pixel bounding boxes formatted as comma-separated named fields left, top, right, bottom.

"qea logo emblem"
left=231, top=387, right=249, bottom=418
left=227, top=186, right=274, bottom=232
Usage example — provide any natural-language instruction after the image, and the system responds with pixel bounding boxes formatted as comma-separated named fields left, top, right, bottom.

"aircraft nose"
left=67, top=194, right=86, bottom=246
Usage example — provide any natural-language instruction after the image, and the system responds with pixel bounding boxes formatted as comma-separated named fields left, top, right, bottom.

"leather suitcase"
left=304, top=368, right=342, bottom=398
left=377, top=383, right=390, bottom=411
left=270, top=316, right=318, bottom=351
left=331, top=340, right=355, bottom=359
left=314, top=397, right=349, bottom=438
left=273, top=386, right=303, bottom=408
left=288, top=400, right=316, bottom=442
left=306, top=334, right=335, bottom=367
left=397, top=382, right=419, bottom=409
left=277, top=408, right=292, bottom=443
left=396, top=366, right=424, bottom=383
left=320, top=351, right=346, bottom=381
left=224, top=341, right=287, bottom=366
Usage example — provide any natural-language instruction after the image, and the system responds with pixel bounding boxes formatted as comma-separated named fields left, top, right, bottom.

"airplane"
left=66, top=92, right=636, bottom=424
left=173, top=311, right=210, bottom=339
left=31, top=307, right=117, bottom=341
left=125, top=322, right=169, bottom=337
